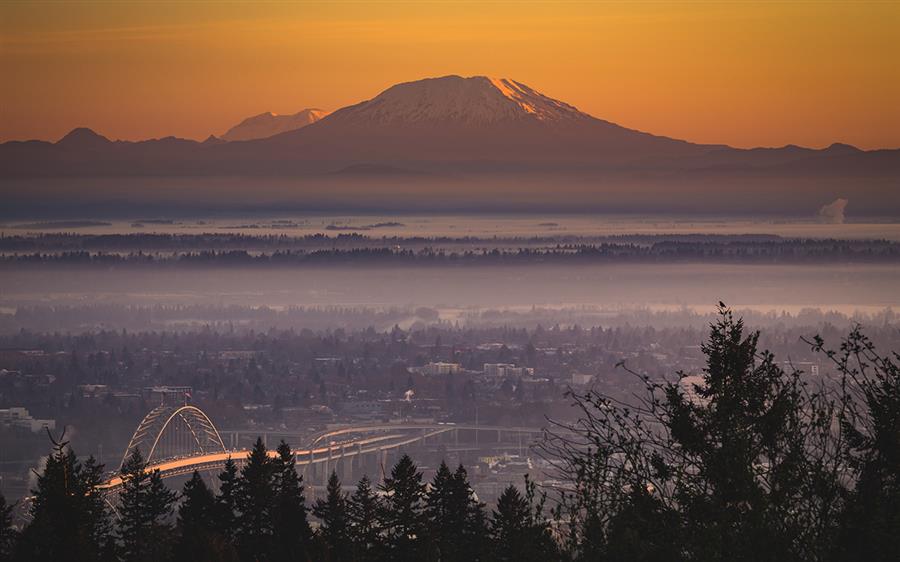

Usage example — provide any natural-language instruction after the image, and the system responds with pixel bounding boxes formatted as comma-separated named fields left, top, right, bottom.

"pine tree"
left=489, top=481, right=558, bottom=562
left=604, top=488, right=681, bottom=562
left=663, top=307, right=810, bottom=560
left=425, top=462, right=486, bottom=562
left=313, top=471, right=351, bottom=561
left=235, top=437, right=276, bottom=560
left=347, top=475, right=383, bottom=560
left=380, top=455, right=427, bottom=562
left=271, top=440, right=313, bottom=561
left=490, top=485, right=530, bottom=562
left=452, top=464, right=488, bottom=561
left=117, top=449, right=177, bottom=562
left=215, top=457, right=240, bottom=540
left=174, top=471, right=237, bottom=562
left=15, top=439, right=114, bottom=562
left=0, top=492, right=17, bottom=562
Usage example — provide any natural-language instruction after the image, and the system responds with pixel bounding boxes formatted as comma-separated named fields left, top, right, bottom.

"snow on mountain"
left=221, top=109, right=327, bottom=141
left=322, top=75, right=592, bottom=128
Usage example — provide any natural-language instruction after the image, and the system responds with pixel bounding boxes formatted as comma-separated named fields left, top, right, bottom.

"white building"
left=571, top=373, right=595, bottom=386
left=484, top=363, right=534, bottom=378
left=0, top=407, right=56, bottom=433
left=422, top=362, right=461, bottom=376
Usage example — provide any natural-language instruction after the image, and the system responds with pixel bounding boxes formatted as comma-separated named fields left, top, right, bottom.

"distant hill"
left=1, top=75, right=898, bottom=216
left=221, top=109, right=327, bottom=141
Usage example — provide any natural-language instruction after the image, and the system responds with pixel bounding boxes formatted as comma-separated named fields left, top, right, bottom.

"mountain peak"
left=824, top=142, right=861, bottom=154
left=56, top=127, right=111, bottom=148
left=222, top=108, right=327, bottom=141
left=326, top=75, right=591, bottom=128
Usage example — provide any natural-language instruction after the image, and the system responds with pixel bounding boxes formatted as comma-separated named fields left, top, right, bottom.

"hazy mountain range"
left=220, top=109, right=327, bottom=141
left=2, top=75, right=898, bottom=217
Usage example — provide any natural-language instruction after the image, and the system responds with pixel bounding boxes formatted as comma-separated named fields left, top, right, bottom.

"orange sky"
left=1, top=1, right=898, bottom=148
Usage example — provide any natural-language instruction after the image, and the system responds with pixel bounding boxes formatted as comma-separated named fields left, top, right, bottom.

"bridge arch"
left=121, top=405, right=226, bottom=470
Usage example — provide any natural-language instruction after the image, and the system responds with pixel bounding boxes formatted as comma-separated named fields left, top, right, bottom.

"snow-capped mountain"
left=322, top=75, right=592, bottom=127
left=221, top=109, right=327, bottom=141
left=1, top=74, right=897, bottom=216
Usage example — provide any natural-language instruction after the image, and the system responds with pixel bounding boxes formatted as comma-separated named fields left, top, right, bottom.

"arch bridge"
left=102, top=405, right=545, bottom=491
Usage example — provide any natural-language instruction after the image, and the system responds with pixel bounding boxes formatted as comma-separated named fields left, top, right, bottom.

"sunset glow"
left=2, top=1, right=898, bottom=148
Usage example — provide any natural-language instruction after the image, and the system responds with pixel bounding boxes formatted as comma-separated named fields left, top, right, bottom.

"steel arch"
left=120, top=405, right=226, bottom=470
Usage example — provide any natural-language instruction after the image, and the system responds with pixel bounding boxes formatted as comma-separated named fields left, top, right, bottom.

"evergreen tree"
left=662, top=307, right=811, bottom=561
left=544, top=305, right=840, bottom=562
left=489, top=481, right=558, bottom=562
left=174, top=471, right=237, bottom=562
left=603, top=488, right=682, bottom=562
left=425, top=462, right=486, bottom=562
left=117, top=449, right=177, bottom=562
left=0, top=492, right=17, bottom=562
left=215, top=457, right=240, bottom=540
left=313, top=471, right=351, bottom=562
left=235, top=438, right=276, bottom=561
left=452, top=464, right=489, bottom=561
left=16, top=439, right=114, bottom=562
left=271, top=440, right=313, bottom=561
left=379, top=455, right=426, bottom=562
left=347, top=475, right=383, bottom=560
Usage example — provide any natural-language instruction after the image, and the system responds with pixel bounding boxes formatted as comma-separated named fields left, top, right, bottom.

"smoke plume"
left=818, top=198, right=848, bottom=224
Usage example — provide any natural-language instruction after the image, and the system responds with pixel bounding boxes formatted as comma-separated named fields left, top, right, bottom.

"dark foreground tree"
left=811, top=328, right=900, bottom=562
left=380, top=455, right=427, bottom=562
left=0, top=492, right=17, bottom=562
left=118, top=449, right=177, bottom=562
left=235, top=438, right=276, bottom=560
left=174, top=470, right=238, bottom=562
left=425, top=461, right=487, bottom=562
left=347, top=475, right=383, bottom=560
left=489, top=479, right=558, bottom=562
left=215, top=457, right=240, bottom=541
left=543, top=305, right=843, bottom=561
left=313, top=471, right=351, bottom=561
left=15, top=432, right=114, bottom=562
left=271, top=440, right=313, bottom=560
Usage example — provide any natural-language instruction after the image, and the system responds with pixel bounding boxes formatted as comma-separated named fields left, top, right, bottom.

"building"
left=0, top=407, right=56, bottom=433
left=571, top=373, right=595, bottom=386
left=421, top=362, right=461, bottom=376
left=484, top=363, right=534, bottom=378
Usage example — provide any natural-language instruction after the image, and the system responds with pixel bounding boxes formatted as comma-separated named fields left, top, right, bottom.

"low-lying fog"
left=3, top=214, right=900, bottom=240
left=2, top=263, right=897, bottom=322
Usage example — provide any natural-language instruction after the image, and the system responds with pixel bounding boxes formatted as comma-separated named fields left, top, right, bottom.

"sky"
left=1, top=1, right=898, bottom=149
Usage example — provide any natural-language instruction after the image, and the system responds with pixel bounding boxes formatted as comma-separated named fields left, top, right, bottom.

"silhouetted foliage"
left=0, top=492, right=17, bottom=562
left=215, top=457, right=240, bottom=541
left=234, top=438, right=276, bottom=560
left=810, top=328, right=900, bottom=562
left=174, top=470, right=237, bottom=562
left=313, top=471, right=351, bottom=562
left=425, top=461, right=487, bottom=561
left=542, top=304, right=900, bottom=562
left=271, top=440, right=313, bottom=561
left=379, top=454, right=427, bottom=562
left=118, top=449, right=178, bottom=562
left=347, top=475, right=383, bottom=560
left=489, top=478, right=558, bottom=562
left=15, top=432, right=114, bottom=562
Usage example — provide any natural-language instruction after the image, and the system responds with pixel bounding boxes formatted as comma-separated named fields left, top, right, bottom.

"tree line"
left=1, top=436, right=558, bottom=562
left=5, top=238, right=900, bottom=268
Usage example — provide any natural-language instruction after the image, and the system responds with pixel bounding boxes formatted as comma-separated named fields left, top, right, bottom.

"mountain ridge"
left=1, top=75, right=897, bottom=216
